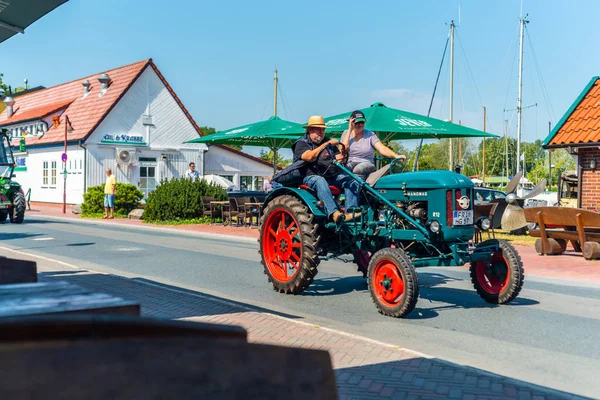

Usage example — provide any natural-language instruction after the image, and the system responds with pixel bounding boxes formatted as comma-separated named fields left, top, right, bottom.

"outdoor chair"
left=222, top=198, right=245, bottom=227
left=201, top=196, right=221, bottom=222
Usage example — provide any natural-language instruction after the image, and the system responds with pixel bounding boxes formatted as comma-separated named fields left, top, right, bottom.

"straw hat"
left=303, top=115, right=327, bottom=129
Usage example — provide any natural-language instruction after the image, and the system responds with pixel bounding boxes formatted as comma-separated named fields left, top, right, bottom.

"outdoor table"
left=244, top=202, right=264, bottom=228
left=209, top=201, right=229, bottom=225
left=0, top=281, right=140, bottom=319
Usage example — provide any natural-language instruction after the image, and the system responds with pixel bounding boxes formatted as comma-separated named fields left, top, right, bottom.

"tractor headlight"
left=3, top=184, right=9, bottom=190
left=428, top=220, right=441, bottom=233
left=476, top=217, right=491, bottom=231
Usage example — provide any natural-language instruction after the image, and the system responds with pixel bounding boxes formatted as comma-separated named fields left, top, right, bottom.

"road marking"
left=30, top=237, right=55, bottom=241
left=115, top=247, right=143, bottom=252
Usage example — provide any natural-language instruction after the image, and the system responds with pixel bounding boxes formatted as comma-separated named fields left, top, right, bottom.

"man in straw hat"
left=293, top=115, right=360, bottom=223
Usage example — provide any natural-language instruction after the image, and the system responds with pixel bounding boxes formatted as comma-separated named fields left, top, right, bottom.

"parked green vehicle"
left=0, top=129, right=26, bottom=223
left=258, top=155, right=524, bottom=318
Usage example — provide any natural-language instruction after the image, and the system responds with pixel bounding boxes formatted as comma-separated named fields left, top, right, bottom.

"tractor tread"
left=259, top=195, right=320, bottom=294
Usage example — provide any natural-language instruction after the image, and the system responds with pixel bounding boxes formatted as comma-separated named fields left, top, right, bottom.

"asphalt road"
left=2, top=217, right=599, bottom=398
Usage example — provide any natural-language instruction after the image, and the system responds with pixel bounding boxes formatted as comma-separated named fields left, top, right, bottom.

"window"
left=219, top=175, right=234, bottom=182
left=240, top=176, right=253, bottom=190
left=51, top=161, right=57, bottom=186
left=42, top=161, right=48, bottom=185
left=254, top=176, right=265, bottom=191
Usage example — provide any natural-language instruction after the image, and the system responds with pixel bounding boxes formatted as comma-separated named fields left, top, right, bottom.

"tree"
left=259, top=149, right=291, bottom=168
left=198, top=126, right=242, bottom=150
left=0, top=73, right=8, bottom=93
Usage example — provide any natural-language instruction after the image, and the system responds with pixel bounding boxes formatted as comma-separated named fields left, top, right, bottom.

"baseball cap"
left=351, top=110, right=366, bottom=123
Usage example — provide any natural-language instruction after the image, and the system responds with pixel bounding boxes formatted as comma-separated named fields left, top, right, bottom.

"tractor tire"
left=470, top=239, right=524, bottom=304
left=0, top=211, right=7, bottom=222
left=368, top=248, right=419, bottom=318
left=259, top=195, right=320, bottom=294
left=9, top=192, right=25, bottom=224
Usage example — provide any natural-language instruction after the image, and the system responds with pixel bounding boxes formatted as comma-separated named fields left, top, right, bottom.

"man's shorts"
left=104, top=194, right=115, bottom=208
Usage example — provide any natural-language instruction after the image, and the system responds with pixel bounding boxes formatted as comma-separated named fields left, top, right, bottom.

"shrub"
left=142, top=178, right=227, bottom=222
left=82, top=183, right=144, bottom=217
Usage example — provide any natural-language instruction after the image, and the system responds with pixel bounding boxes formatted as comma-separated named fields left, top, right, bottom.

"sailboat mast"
left=273, top=69, right=278, bottom=116
left=516, top=15, right=528, bottom=174
left=448, top=21, right=455, bottom=171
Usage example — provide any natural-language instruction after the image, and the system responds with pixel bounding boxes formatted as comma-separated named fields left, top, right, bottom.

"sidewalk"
left=28, top=202, right=600, bottom=283
left=11, top=249, right=580, bottom=400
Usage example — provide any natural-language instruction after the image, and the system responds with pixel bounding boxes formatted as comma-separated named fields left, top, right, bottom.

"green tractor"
left=259, top=157, right=524, bottom=318
left=0, top=129, right=26, bottom=223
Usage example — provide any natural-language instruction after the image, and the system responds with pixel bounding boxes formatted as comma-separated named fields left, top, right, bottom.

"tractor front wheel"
left=259, top=195, right=320, bottom=294
left=9, top=192, right=25, bottom=224
left=368, top=248, right=419, bottom=318
left=470, top=239, right=524, bottom=304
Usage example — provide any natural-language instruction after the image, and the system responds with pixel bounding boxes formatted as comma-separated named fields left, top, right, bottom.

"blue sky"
left=0, top=0, right=597, bottom=155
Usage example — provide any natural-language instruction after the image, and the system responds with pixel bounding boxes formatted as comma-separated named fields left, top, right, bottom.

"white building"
left=0, top=59, right=274, bottom=204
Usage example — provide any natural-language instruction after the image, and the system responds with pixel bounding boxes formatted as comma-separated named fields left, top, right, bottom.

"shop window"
left=254, top=177, right=265, bottom=191
left=240, top=176, right=253, bottom=190
left=42, top=161, right=49, bottom=186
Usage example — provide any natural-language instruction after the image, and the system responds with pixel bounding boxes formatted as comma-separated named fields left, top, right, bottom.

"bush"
left=142, top=178, right=227, bottom=222
left=82, top=183, right=144, bottom=217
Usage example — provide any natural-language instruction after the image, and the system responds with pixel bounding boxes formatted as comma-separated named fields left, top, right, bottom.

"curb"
left=28, top=214, right=258, bottom=244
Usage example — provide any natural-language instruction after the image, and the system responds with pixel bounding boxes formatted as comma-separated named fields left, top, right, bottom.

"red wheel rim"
left=262, top=208, right=302, bottom=283
left=373, top=259, right=405, bottom=307
left=475, top=252, right=510, bottom=295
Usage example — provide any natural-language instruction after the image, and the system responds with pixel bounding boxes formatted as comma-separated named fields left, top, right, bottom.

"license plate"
left=453, top=210, right=473, bottom=226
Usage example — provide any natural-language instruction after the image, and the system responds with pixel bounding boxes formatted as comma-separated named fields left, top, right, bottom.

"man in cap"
left=293, top=115, right=360, bottom=223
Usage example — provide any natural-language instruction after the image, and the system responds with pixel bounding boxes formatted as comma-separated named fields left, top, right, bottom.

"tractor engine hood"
left=374, top=171, right=474, bottom=190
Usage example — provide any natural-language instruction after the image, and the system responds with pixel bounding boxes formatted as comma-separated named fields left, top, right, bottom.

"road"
left=2, top=216, right=599, bottom=398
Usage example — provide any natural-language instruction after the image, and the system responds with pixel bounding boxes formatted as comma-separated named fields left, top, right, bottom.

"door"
left=139, top=163, right=157, bottom=199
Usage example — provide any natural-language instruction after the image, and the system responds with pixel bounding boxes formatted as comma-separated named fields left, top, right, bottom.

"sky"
left=0, top=0, right=597, bottom=157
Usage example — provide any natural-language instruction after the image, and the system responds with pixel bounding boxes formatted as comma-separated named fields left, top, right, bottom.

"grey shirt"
left=341, top=129, right=380, bottom=164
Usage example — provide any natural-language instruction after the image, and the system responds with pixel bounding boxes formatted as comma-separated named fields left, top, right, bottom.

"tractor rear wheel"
left=9, top=192, right=25, bottom=224
left=470, top=239, right=524, bottom=304
left=259, top=195, right=320, bottom=294
left=368, top=248, right=419, bottom=318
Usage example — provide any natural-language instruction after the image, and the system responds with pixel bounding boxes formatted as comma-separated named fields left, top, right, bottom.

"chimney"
left=98, top=73, right=111, bottom=96
left=82, top=79, right=90, bottom=97
left=4, top=96, right=15, bottom=118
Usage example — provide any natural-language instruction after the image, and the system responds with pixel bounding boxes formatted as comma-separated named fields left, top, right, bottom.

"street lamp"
left=63, top=115, right=74, bottom=214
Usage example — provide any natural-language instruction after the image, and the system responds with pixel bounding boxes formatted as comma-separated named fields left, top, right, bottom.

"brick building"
left=543, top=76, right=600, bottom=211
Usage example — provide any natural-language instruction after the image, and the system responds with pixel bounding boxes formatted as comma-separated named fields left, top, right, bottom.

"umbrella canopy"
left=202, top=174, right=236, bottom=190
left=185, top=116, right=303, bottom=148
left=185, top=115, right=305, bottom=174
left=0, top=0, right=69, bottom=44
left=324, top=102, right=497, bottom=141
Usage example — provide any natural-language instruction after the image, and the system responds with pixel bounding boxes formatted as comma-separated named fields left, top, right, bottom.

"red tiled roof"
left=546, top=77, right=600, bottom=147
left=1, top=59, right=151, bottom=146
left=1, top=99, right=73, bottom=126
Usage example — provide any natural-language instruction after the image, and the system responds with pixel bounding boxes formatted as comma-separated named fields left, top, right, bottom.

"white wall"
left=14, top=145, right=85, bottom=204
left=204, top=146, right=273, bottom=190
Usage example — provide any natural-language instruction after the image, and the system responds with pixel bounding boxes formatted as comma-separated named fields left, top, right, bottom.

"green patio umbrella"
left=185, top=115, right=305, bottom=175
left=324, top=102, right=497, bottom=141
left=0, top=0, right=69, bottom=44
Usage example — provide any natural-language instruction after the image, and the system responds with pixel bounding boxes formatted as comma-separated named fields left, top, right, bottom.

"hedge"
left=82, top=183, right=144, bottom=217
left=142, top=178, right=227, bottom=222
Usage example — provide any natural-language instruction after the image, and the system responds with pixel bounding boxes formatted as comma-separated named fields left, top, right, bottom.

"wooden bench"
left=524, top=207, right=600, bottom=259
left=0, top=281, right=140, bottom=318
left=0, top=257, right=37, bottom=284
left=0, top=315, right=336, bottom=399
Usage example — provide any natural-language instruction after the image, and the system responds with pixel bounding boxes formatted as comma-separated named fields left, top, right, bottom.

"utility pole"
left=448, top=20, right=455, bottom=171
left=62, top=115, right=73, bottom=214
left=516, top=13, right=529, bottom=174
left=548, top=121, right=552, bottom=188
left=483, top=106, right=486, bottom=184
left=272, top=69, right=278, bottom=175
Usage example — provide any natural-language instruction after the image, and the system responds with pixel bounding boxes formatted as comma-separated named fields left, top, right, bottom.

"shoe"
left=332, top=211, right=345, bottom=224
left=344, top=211, right=362, bottom=222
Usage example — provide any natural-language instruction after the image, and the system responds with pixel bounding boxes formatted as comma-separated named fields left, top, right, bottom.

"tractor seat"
left=299, top=184, right=342, bottom=196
